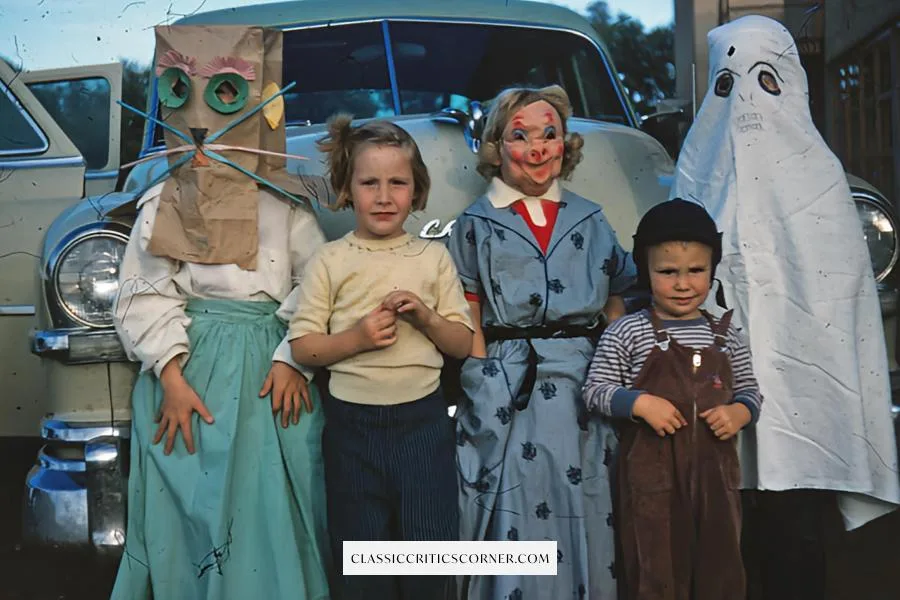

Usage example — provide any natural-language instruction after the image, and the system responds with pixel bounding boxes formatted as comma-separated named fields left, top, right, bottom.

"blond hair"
left=316, top=114, right=430, bottom=211
left=477, top=84, right=584, bottom=181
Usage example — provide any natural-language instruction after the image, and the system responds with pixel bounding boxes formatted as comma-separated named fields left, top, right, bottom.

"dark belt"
left=484, top=321, right=605, bottom=418
left=483, top=321, right=605, bottom=344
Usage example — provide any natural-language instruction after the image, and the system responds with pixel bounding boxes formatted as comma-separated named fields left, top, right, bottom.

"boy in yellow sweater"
left=289, top=115, right=474, bottom=600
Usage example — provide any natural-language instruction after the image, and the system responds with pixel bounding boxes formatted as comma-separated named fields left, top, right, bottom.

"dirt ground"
left=2, top=436, right=899, bottom=600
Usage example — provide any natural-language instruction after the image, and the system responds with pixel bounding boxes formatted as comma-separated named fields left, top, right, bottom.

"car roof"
left=174, top=0, right=601, bottom=43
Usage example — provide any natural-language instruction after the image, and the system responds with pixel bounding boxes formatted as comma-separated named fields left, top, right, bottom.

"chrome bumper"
left=23, top=418, right=129, bottom=550
left=31, top=328, right=128, bottom=364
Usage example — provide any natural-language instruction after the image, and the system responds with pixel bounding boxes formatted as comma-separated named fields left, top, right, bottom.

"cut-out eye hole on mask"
left=714, top=72, right=734, bottom=97
left=158, top=67, right=192, bottom=109
left=758, top=71, right=781, bottom=95
left=204, top=73, right=249, bottom=114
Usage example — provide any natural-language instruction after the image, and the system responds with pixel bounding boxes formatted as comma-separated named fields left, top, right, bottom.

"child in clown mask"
left=448, top=84, right=636, bottom=600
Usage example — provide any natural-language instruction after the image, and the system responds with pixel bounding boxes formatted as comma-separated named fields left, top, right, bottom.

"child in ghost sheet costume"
left=448, top=84, right=635, bottom=600
left=671, top=14, right=900, bottom=600
left=109, top=26, right=331, bottom=600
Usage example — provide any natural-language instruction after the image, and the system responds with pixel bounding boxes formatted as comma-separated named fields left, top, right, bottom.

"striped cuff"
left=611, top=388, right=643, bottom=420
left=733, top=395, right=760, bottom=425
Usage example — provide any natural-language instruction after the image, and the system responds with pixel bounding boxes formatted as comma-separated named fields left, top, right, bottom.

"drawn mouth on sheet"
left=735, top=112, right=764, bottom=133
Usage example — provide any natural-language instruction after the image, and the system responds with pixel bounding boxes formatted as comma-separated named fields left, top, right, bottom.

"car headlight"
left=53, top=231, right=129, bottom=327
left=855, top=196, right=898, bottom=282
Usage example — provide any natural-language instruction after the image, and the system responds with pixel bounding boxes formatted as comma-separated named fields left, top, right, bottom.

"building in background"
left=674, top=0, right=900, bottom=206
left=826, top=0, right=900, bottom=210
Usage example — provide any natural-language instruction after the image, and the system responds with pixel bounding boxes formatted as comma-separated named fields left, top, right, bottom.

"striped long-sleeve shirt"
left=582, top=309, right=763, bottom=423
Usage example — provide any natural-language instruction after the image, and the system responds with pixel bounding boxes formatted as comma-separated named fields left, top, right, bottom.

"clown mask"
left=498, top=100, right=565, bottom=197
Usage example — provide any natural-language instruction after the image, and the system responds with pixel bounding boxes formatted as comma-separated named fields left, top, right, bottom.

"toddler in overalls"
left=582, top=199, right=763, bottom=600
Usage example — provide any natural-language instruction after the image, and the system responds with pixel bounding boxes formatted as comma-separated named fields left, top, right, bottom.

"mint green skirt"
left=111, top=299, right=331, bottom=600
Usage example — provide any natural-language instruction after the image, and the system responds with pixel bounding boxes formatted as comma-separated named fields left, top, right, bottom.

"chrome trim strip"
left=32, top=330, right=69, bottom=353
left=85, top=442, right=119, bottom=465
left=39, top=445, right=86, bottom=473
left=0, top=79, right=50, bottom=156
left=853, top=191, right=900, bottom=282
left=381, top=20, right=403, bottom=116
left=0, top=155, right=83, bottom=169
left=85, top=169, right=118, bottom=180
left=42, top=418, right=131, bottom=442
left=0, top=304, right=36, bottom=315
left=31, top=328, right=130, bottom=364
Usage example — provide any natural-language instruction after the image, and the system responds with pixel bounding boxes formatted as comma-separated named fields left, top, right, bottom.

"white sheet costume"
left=671, top=15, right=900, bottom=530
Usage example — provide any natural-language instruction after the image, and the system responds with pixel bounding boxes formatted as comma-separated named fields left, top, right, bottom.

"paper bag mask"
left=138, top=25, right=306, bottom=270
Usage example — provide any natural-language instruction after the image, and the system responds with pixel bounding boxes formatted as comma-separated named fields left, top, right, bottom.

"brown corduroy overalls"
left=616, top=309, right=744, bottom=600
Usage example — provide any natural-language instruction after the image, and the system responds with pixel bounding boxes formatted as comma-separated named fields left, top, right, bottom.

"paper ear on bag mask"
left=138, top=25, right=320, bottom=270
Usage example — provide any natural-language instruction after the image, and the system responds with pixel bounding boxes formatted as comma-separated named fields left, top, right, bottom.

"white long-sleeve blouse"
left=113, top=183, right=326, bottom=379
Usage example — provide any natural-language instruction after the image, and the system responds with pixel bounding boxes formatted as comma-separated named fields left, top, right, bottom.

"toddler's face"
left=350, top=144, right=414, bottom=240
left=648, top=241, right=713, bottom=320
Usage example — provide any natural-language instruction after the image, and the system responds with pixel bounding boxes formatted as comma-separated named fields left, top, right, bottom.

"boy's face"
left=498, top=100, right=564, bottom=197
left=648, top=241, right=713, bottom=320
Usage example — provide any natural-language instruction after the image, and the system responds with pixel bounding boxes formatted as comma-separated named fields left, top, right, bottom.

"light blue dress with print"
left=448, top=190, right=636, bottom=600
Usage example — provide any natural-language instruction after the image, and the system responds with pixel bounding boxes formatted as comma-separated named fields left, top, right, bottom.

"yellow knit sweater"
left=288, top=232, right=473, bottom=405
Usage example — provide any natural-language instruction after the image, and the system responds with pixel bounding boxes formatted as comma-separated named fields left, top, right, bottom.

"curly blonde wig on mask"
left=316, top=114, right=431, bottom=211
left=476, top=84, right=584, bottom=181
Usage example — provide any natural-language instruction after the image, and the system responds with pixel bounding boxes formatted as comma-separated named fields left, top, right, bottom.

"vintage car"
left=3, top=0, right=898, bottom=551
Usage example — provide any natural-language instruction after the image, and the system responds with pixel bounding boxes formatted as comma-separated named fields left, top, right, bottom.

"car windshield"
left=150, top=20, right=629, bottom=147
left=282, top=20, right=629, bottom=124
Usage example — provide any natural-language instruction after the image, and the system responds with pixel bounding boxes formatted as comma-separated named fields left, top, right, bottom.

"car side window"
left=0, top=81, right=48, bottom=154
left=26, top=77, right=111, bottom=169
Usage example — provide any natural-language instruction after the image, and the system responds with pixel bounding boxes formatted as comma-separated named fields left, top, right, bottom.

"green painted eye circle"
left=158, top=67, right=191, bottom=109
left=204, top=73, right=249, bottom=114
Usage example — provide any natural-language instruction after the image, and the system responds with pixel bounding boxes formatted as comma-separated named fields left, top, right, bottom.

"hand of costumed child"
left=259, top=362, right=313, bottom=428
left=699, top=404, right=751, bottom=441
left=382, top=290, right=435, bottom=331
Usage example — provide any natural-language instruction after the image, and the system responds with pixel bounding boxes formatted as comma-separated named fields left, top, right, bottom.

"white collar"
left=486, top=177, right=561, bottom=209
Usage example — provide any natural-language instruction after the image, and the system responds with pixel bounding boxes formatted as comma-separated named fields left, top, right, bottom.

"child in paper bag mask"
left=110, top=25, right=331, bottom=600
left=448, top=84, right=636, bottom=600
left=671, top=15, right=900, bottom=600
